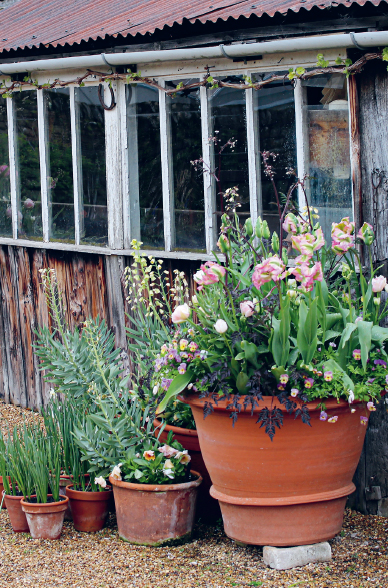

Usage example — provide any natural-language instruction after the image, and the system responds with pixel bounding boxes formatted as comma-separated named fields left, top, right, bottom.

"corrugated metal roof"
left=0, top=0, right=384, bottom=54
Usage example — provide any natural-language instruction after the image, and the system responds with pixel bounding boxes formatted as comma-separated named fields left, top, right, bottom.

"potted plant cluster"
left=150, top=157, right=388, bottom=546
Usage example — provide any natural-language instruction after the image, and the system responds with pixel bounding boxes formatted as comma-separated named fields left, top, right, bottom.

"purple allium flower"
left=320, top=411, right=328, bottom=421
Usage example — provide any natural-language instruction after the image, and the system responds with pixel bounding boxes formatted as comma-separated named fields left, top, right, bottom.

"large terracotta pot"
left=154, top=419, right=220, bottom=523
left=3, top=493, right=29, bottom=532
left=182, top=394, right=367, bottom=546
left=66, top=485, right=112, bottom=532
left=21, top=495, right=69, bottom=540
left=109, top=471, right=202, bottom=546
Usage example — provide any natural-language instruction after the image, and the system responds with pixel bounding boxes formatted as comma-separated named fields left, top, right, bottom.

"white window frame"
left=0, top=47, right=353, bottom=260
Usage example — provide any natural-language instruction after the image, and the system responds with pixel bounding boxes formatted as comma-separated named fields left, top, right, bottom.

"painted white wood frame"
left=69, top=86, right=83, bottom=246
left=37, top=89, right=50, bottom=242
left=200, top=85, right=217, bottom=254
left=6, top=96, right=18, bottom=240
left=159, top=80, right=175, bottom=252
left=0, top=48, right=350, bottom=258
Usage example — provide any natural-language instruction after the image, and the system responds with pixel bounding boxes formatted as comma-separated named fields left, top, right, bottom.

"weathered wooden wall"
left=0, top=245, right=198, bottom=410
left=349, top=60, right=388, bottom=516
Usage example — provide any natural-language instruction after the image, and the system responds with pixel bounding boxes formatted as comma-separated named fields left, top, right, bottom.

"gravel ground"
left=0, top=402, right=387, bottom=588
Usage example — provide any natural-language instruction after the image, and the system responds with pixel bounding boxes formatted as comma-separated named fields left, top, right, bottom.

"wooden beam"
left=37, top=89, right=50, bottom=242
left=200, top=85, right=216, bottom=254
left=70, top=86, right=83, bottom=246
left=6, top=96, right=18, bottom=240
left=348, top=74, right=362, bottom=231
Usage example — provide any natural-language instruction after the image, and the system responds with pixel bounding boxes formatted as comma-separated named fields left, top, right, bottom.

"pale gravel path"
left=0, top=401, right=387, bottom=588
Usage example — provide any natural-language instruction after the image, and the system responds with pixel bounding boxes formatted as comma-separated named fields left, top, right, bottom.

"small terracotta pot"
left=65, top=485, right=112, bottom=532
left=59, top=475, right=73, bottom=521
left=154, top=419, right=220, bottom=523
left=182, top=394, right=367, bottom=546
left=21, top=495, right=69, bottom=540
left=109, top=471, right=202, bottom=546
left=0, top=477, right=10, bottom=509
left=3, top=493, right=29, bottom=532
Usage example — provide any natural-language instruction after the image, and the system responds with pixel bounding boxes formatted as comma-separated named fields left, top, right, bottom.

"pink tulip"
left=171, top=303, right=190, bottom=324
left=282, top=213, right=298, bottom=235
left=331, top=218, right=355, bottom=255
left=24, top=198, right=35, bottom=209
left=193, top=261, right=226, bottom=290
left=0, top=164, right=9, bottom=177
left=291, top=228, right=324, bottom=257
left=252, top=255, right=285, bottom=289
left=357, top=222, right=374, bottom=245
left=240, top=301, right=255, bottom=318
left=372, top=275, right=387, bottom=293
left=290, top=261, right=323, bottom=292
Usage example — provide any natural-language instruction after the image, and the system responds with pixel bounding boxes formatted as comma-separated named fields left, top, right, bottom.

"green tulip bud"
left=255, top=217, right=263, bottom=239
left=217, top=234, right=231, bottom=253
left=244, top=217, right=253, bottom=237
left=271, top=232, right=279, bottom=253
left=374, top=297, right=381, bottom=306
left=262, top=220, right=270, bottom=240
left=221, top=213, right=229, bottom=228
left=282, top=248, right=288, bottom=265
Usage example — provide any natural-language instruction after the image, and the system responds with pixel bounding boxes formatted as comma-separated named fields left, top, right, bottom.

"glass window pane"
left=303, top=74, right=351, bottom=238
left=254, top=74, right=297, bottom=235
left=76, top=86, right=107, bottom=246
left=14, top=91, right=42, bottom=240
left=44, top=88, right=74, bottom=243
left=0, top=99, right=11, bottom=237
left=209, top=78, right=249, bottom=229
left=167, top=80, right=204, bottom=252
left=126, top=84, right=163, bottom=249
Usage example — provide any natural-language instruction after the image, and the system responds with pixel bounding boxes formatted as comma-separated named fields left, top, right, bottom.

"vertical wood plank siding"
left=0, top=245, right=199, bottom=409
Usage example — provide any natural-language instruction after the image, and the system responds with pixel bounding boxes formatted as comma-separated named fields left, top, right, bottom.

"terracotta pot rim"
left=66, top=484, right=112, bottom=500
left=181, top=393, right=360, bottom=413
left=153, top=418, right=197, bottom=437
left=21, top=494, right=69, bottom=514
left=210, top=482, right=356, bottom=506
left=4, top=492, right=24, bottom=501
left=109, top=470, right=202, bottom=492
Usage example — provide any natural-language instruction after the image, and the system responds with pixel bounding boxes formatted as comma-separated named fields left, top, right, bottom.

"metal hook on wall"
left=98, top=83, right=116, bottom=110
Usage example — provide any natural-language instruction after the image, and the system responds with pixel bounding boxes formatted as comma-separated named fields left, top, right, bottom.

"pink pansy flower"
left=372, top=275, right=387, bottom=292
left=328, top=416, right=338, bottom=423
left=252, top=255, right=285, bottom=289
left=194, top=261, right=226, bottom=290
left=357, top=222, right=374, bottom=245
left=291, top=228, right=325, bottom=257
left=171, top=303, right=190, bottom=324
left=320, top=411, right=328, bottom=421
left=175, top=450, right=191, bottom=465
left=360, top=416, right=368, bottom=426
left=280, top=374, right=289, bottom=384
left=143, top=450, right=155, bottom=461
left=178, top=363, right=187, bottom=374
left=324, top=371, right=333, bottom=382
left=240, top=300, right=255, bottom=318
left=353, top=349, right=361, bottom=361
left=367, top=401, right=376, bottom=412
left=304, top=377, right=314, bottom=389
left=290, top=388, right=299, bottom=397
left=188, top=342, right=198, bottom=352
left=179, top=339, right=188, bottom=350
left=290, top=261, right=323, bottom=292
left=158, top=445, right=179, bottom=458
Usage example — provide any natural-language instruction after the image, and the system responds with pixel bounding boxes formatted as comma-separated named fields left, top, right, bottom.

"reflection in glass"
left=303, top=74, right=351, bottom=238
left=0, top=99, right=11, bottom=237
left=126, top=84, right=163, bottom=249
left=14, top=91, right=42, bottom=240
left=209, top=79, right=249, bottom=229
left=253, top=74, right=296, bottom=234
left=44, top=88, right=74, bottom=242
left=167, top=80, right=204, bottom=252
left=76, top=86, right=107, bottom=246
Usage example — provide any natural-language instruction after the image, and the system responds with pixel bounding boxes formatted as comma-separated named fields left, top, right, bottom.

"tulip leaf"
left=297, top=299, right=318, bottom=365
left=270, top=299, right=291, bottom=367
left=357, top=320, right=373, bottom=370
left=371, top=325, right=388, bottom=344
left=321, top=358, right=355, bottom=391
left=156, top=370, right=194, bottom=414
left=241, top=340, right=259, bottom=368
left=339, top=323, right=357, bottom=349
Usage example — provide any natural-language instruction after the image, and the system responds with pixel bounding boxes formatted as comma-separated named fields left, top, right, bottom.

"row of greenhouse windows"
left=0, top=72, right=352, bottom=252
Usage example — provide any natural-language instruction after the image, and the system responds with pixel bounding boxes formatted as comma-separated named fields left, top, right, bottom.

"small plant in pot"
left=20, top=427, right=68, bottom=540
left=0, top=427, right=33, bottom=533
left=65, top=424, right=112, bottom=533
left=152, top=157, right=388, bottom=547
